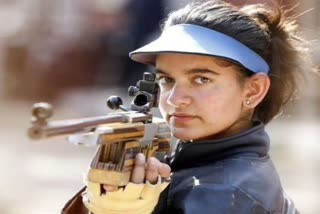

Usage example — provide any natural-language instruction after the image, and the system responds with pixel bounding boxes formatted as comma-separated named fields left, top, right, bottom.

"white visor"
left=129, top=24, right=269, bottom=74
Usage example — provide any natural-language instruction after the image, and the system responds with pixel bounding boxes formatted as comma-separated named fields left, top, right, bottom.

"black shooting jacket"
left=62, top=122, right=299, bottom=214
left=153, top=122, right=299, bottom=214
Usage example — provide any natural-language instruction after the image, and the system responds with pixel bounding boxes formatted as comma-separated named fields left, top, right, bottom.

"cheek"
left=199, top=86, right=243, bottom=114
left=158, top=92, right=169, bottom=115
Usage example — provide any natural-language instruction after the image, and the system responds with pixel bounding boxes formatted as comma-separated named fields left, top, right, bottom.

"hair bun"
left=240, top=4, right=292, bottom=39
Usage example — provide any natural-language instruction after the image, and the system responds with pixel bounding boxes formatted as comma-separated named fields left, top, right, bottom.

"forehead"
left=155, top=53, right=236, bottom=73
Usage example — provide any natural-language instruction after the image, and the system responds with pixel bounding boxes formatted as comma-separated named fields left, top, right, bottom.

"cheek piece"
left=129, top=24, right=270, bottom=74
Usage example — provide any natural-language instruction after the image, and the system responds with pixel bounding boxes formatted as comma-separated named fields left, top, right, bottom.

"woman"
left=63, top=1, right=309, bottom=213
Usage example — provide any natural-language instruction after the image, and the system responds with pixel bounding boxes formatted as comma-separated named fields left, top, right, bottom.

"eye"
left=194, top=77, right=210, bottom=84
left=157, top=76, right=174, bottom=85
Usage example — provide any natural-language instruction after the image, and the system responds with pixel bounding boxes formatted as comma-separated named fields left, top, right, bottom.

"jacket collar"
left=170, top=122, right=270, bottom=171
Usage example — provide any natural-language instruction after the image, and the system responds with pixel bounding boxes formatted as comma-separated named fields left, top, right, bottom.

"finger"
left=131, top=153, right=146, bottom=184
left=146, top=157, right=160, bottom=184
left=158, top=163, right=171, bottom=178
left=103, top=185, right=119, bottom=192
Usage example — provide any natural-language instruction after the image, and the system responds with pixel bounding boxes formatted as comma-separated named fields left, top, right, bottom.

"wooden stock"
left=88, top=121, right=171, bottom=186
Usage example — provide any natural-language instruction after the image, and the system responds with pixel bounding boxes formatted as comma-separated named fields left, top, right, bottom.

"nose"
left=167, top=83, right=192, bottom=108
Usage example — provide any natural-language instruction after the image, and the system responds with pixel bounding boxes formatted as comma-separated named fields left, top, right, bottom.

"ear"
left=242, top=73, right=270, bottom=109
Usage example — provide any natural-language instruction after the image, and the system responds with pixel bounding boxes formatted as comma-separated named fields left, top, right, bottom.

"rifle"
left=27, top=72, right=172, bottom=187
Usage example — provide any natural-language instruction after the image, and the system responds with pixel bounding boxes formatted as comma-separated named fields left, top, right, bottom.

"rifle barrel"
left=28, top=114, right=127, bottom=139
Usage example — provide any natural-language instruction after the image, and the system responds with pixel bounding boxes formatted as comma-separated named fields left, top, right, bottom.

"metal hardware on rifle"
left=28, top=102, right=53, bottom=139
left=128, top=72, right=159, bottom=112
left=106, top=96, right=130, bottom=111
left=31, top=102, right=53, bottom=120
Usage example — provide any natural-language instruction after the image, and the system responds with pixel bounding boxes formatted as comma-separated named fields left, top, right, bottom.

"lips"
left=169, top=113, right=196, bottom=124
left=171, top=113, right=194, bottom=118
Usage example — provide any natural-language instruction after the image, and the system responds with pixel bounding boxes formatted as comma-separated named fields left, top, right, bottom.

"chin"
left=171, top=128, right=199, bottom=141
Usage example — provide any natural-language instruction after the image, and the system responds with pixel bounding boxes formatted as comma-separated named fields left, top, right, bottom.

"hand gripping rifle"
left=27, top=72, right=171, bottom=188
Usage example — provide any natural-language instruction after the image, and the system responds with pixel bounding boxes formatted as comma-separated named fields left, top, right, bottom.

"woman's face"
left=156, top=53, right=251, bottom=141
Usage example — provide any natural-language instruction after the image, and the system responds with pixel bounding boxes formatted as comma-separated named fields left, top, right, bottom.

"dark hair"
left=162, top=0, right=310, bottom=124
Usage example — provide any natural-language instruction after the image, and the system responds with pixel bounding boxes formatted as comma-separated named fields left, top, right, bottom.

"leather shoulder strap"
left=61, top=186, right=89, bottom=214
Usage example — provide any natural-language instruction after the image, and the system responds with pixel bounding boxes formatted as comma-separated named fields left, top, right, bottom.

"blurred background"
left=0, top=0, right=319, bottom=213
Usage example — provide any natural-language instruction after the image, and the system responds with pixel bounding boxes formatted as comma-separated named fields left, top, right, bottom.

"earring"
left=245, top=100, right=251, bottom=105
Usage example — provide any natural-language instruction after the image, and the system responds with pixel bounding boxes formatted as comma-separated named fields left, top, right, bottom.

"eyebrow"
left=185, top=68, right=220, bottom=75
left=155, top=68, right=220, bottom=76
left=155, top=69, right=167, bottom=75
